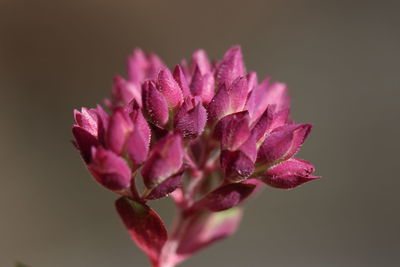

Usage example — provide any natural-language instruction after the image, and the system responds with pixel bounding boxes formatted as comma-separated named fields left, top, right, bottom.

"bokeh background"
left=1, top=0, right=399, bottom=266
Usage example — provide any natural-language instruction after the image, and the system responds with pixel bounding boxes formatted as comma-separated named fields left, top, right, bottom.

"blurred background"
left=1, top=0, right=399, bottom=266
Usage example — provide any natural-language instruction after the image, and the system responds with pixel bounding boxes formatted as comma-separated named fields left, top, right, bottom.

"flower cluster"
left=72, top=46, right=319, bottom=267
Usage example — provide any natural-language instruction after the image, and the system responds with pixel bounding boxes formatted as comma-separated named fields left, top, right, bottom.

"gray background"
left=1, top=0, right=399, bottom=266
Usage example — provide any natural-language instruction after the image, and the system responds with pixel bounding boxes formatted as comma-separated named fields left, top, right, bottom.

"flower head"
left=72, top=46, right=320, bottom=267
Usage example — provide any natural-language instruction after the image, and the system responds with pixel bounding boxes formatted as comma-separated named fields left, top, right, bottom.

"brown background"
left=1, top=0, right=399, bottom=266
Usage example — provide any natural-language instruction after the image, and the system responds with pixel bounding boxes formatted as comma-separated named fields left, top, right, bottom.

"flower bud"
left=173, top=65, right=191, bottom=98
left=142, top=81, right=169, bottom=127
left=190, top=66, right=215, bottom=104
left=257, top=124, right=312, bottom=166
left=214, top=111, right=251, bottom=151
left=88, top=147, right=131, bottom=191
left=126, top=103, right=151, bottom=166
left=246, top=71, right=258, bottom=92
left=216, top=45, right=245, bottom=87
left=174, top=97, right=207, bottom=138
left=220, top=134, right=257, bottom=181
left=262, top=158, right=320, bottom=189
left=127, top=48, right=148, bottom=83
left=73, top=106, right=108, bottom=162
left=144, top=172, right=183, bottom=200
left=207, top=76, right=249, bottom=122
left=112, top=75, right=142, bottom=107
left=251, top=105, right=289, bottom=147
left=194, top=179, right=261, bottom=212
left=246, top=80, right=290, bottom=124
left=191, top=49, right=211, bottom=74
left=157, top=68, right=184, bottom=109
left=106, top=108, right=133, bottom=155
left=141, top=133, right=183, bottom=189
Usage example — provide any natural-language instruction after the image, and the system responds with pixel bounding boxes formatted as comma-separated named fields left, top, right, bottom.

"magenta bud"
left=142, top=81, right=169, bottom=127
left=221, top=149, right=255, bottom=182
left=258, top=124, right=312, bottom=165
left=246, top=71, right=258, bottom=92
left=190, top=66, right=215, bottom=104
left=74, top=108, right=98, bottom=137
left=126, top=130, right=148, bottom=167
left=228, top=76, right=248, bottom=112
left=207, top=76, right=249, bottom=122
left=263, top=158, right=320, bottom=189
left=88, top=147, right=131, bottom=191
left=173, top=65, right=191, bottom=98
left=194, top=179, right=259, bottom=212
left=207, top=83, right=230, bottom=122
left=246, top=80, right=290, bottom=123
left=146, top=53, right=166, bottom=81
left=157, top=68, right=184, bottom=109
left=144, top=172, right=183, bottom=200
left=214, top=111, right=251, bottom=151
left=251, top=105, right=289, bottom=146
left=112, top=75, right=142, bottom=107
left=126, top=105, right=151, bottom=166
left=127, top=48, right=148, bottom=83
left=106, top=108, right=133, bottom=155
left=141, top=133, right=183, bottom=189
left=174, top=97, right=207, bottom=138
left=191, top=49, right=212, bottom=74
left=115, top=197, right=168, bottom=266
left=220, top=133, right=257, bottom=181
left=176, top=208, right=243, bottom=260
left=94, top=104, right=110, bottom=145
left=72, top=126, right=99, bottom=163
left=216, top=45, right=245, bottom=87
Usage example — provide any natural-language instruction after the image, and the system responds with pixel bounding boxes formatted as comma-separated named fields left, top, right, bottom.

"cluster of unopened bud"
left=72, top=46, right=319, bottom=267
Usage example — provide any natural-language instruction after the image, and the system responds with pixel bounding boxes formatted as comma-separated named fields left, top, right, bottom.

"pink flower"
left=72, top=46, right=320, bottom=267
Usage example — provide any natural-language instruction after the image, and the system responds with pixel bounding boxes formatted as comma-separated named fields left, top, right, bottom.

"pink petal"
left=74, top=108, right=98, bottom=137
left=94, top=104, right=109, bottom=145
left=246, top=71, right=258, bottom=92
left=174, top=97, right=207, bottom=138
left=246, top=80, right=290, bottom=123
left=144, top=172, right=183, bottom=200
left=72, top=126, right=98, bottom=163
left=257, top=124, right=312, bottom=165
left=142, top=81, right=169, bottom=127
left=173, top=65, right=191, bottom=98
left=127, top=48, right=148, bottom=84
left=251, top=105, right=289, bottom=146
left=206, top=83, right=231, bottom=122
left=106, top=108, right=133, bottom=155
left=221, top=149, right=255, bottom=181
left=191, top=49, right=212, bottom=74
left=146, top=53, right=165, bottom=81
left=229, top=76, right=248, bottom=112
left=216, top=45, right=246, bottom=87
left=263, top=158, right=320, bottom=189
left=207, top=76, right=249, bottom=121
left=214, top=111, right=251, bottom=151
left=141, top=133, right=183, bottom=189
left=190, top=66, right=215, bottom=104
left=112, top=75, right=142, bottom=107
left=157, top=68, right=184, bottom=109
left=194, top=180, right=258, bottom=211
left=115, top=197, right=168, bottom=265
left=89, top=147, right=131, bottom=191
left=129, top=103, right=151, bottom=146
left=126, top=128, right=149, bottom=167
